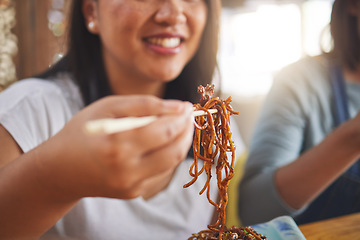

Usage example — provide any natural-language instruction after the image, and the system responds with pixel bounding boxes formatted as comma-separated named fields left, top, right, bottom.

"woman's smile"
left=144, top=34, right=185, bottom=55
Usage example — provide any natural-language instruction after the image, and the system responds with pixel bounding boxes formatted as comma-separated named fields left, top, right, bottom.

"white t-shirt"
left=0, top=74, right=244, bottom=240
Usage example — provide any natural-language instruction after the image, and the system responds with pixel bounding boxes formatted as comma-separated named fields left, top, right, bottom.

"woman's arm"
left=276, top=112, right=360, bottom=209
left=0, top=125, right=79, bottom=239
left=0, top=125, right=22, bottom=168
left=0, top=95, right=194, bottom=239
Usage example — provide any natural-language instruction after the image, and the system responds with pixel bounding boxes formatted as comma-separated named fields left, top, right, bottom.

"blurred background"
left=219, top=0, right=334, bottom=145
left=0, top=0, right=334, bottom=145
left=221, top=0, right=333, bottom=97
left=0, top=0, right=70, bottom=90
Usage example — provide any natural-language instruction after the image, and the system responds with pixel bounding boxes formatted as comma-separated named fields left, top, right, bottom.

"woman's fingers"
left=113, top=102, right=193, bottom=154
left=97, top=104, right=194, bottom=197
left=137, top=111, right=195, bottom=181
left=90, top=95, right=188, bottom=118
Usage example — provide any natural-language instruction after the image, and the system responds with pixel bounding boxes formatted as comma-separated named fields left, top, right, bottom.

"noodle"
left=188, top=226, right=266, bottom=240
left=184, top=84, right=266, bottom=240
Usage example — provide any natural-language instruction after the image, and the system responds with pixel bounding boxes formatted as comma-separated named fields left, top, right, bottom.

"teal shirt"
left=239, top=55, right=360, bottom=225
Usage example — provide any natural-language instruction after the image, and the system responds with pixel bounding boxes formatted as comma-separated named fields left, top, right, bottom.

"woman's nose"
left=154, top=0, right=187, bottom=25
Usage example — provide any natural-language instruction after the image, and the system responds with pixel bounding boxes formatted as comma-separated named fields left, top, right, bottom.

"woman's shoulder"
left=0, top=78, right=56, bottom=112
left=0, top=72, right=83, bottom=112
left=0, top=73, right=83, bottom=152
left=3, top=77, right=59, bottom=95
left=3, top=72, right=76, bottom=95
left=278, top=55, right=329, bottom=78
left=273, top=55, right=331, bottom=94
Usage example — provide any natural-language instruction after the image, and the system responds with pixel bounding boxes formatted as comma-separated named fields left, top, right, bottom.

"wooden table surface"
left=299, top=212, right=360, bottom=239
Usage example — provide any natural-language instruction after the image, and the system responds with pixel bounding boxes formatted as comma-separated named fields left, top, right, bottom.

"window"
left=219, top=0, right=334, bottom=97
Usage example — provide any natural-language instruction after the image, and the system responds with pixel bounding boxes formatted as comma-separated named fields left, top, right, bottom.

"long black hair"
left=38, top=0, right=221, bottom=106
left=327, top=0, right=360, bottom=70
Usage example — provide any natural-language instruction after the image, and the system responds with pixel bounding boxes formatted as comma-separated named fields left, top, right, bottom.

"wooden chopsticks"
left=85, top=109, right=217, bottom=135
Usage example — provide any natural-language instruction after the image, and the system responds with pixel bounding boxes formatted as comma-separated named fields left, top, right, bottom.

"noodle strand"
left=185, top=85, right=266, bottom=240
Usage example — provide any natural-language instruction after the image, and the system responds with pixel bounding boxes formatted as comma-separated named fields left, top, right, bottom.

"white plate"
left=252, top=216, right=306, bottom=240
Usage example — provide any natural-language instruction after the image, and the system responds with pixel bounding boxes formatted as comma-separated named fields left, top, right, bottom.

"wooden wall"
left=14, top=0, right=68, bottom=79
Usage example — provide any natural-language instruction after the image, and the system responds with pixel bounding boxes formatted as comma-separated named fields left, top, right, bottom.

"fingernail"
left=184, top=102, right=193, bottom=115
left=162, top=100, right=186, bottom=114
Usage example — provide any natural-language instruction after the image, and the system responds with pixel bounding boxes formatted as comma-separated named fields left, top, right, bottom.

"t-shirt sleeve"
left=0, top=79, right=74, bottom=153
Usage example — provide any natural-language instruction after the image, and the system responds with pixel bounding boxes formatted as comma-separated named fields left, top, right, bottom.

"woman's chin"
left=147, top=64, right=184, bottom=82
left=153, top=72, right=182, bottom=83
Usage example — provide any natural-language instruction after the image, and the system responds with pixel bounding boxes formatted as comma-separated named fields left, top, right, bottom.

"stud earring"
left=88, top=21, right=95, bottom=30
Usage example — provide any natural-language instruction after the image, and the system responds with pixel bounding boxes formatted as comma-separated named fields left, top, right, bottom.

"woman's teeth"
left=146, top=37, right=181, bottom=48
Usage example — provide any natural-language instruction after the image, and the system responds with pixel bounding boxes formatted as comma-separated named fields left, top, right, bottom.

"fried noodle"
left=184, top=84, right=239, bottom=240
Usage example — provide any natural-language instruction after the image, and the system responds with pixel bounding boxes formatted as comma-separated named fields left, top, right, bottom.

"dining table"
left=298, top=212, right=360, bottom=239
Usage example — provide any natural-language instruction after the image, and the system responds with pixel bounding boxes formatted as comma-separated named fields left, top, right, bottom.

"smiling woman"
left=0, top=0, right=245, bottom=240
left=81, top=0, right=207, bottom=93
left=62, top=0, right=220, bottom=105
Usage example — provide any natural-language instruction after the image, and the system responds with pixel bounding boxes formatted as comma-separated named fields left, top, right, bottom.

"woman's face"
left=83, top=0, right=208, bottom=84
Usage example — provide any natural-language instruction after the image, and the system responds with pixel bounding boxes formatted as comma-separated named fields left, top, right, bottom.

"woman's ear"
left=82, top=0, right=99, bottom=34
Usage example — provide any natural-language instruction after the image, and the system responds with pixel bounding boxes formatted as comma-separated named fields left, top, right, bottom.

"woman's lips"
left=144, top=36, right=184, bottom=55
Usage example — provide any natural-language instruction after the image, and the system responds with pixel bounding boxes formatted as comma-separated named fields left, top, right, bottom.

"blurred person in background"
left=239, top=0, right=360, bottom=225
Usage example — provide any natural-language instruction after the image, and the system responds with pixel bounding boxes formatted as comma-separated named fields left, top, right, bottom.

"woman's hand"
left=0, top=95, right=194, bottom=238
left=37, top=95, right=194, bottom=201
